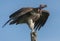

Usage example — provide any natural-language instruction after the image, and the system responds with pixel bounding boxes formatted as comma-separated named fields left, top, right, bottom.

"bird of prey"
left=2, top=4, right=49, bottom=31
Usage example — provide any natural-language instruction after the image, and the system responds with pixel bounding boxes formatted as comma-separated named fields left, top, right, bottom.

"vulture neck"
left=37, top=8, right=42, bottom=13
left=39, top=7, right=43, bottom=10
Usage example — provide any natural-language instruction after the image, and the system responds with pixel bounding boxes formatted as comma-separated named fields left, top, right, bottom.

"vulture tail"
left=2, top=19, right=11, bottom=28
left=9, top=20, right=16, bottom=25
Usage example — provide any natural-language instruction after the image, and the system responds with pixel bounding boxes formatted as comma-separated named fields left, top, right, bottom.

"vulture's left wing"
left=34, top=10, right=50, bottom=31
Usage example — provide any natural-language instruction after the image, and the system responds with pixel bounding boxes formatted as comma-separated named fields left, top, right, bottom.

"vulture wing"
left=34, top=10, right=49, bottom=31
left=2, top=7, right=33, bottom=27
left=9, top=7, right=33, bottom=19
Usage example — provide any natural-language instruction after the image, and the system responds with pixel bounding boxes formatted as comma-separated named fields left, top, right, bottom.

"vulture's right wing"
left=9, top=7, right=33, bottom=19
left=2, top=7, right=33, bottom=27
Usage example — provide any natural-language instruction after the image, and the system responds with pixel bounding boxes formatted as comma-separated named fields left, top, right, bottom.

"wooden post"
left=31, top=31, right=37, bottom=41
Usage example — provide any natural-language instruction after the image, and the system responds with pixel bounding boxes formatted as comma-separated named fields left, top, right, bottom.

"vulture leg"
left=27, top=19, right=35, bottom=32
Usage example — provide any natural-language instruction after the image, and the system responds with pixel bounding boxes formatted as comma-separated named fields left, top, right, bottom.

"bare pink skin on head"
left=37, top=4, right=47, bottom=12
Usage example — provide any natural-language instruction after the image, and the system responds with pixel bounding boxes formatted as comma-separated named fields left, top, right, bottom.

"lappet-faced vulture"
left=2, top=4, right=49, bottom=31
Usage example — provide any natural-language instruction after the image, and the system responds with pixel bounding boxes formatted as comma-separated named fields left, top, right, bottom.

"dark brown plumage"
left=34, top=10, right=49, bottom=31
left=2, top=4, right=49, bottom=31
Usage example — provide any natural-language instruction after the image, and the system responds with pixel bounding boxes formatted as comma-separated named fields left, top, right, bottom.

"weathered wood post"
left=30, top=31, right=37, bottom=41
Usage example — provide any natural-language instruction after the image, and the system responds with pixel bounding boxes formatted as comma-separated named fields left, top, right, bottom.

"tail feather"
left=2, top=19, right=11, bottom=28
left=9, top=20, right=16, bottom=25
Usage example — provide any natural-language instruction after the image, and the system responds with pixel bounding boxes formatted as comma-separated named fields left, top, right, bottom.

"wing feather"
left=2, top=7, right=33, bottom=27
left=9, top=7, right=33, bottom=19
left=34, top=10, right=49, bottom=31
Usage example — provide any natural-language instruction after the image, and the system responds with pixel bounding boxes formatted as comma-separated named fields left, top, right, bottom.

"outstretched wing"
left=9, top=7, right=33, bottom=19
left=34, top=10, right=50, bottom=31
left=2, top=7, right=33, bottom=27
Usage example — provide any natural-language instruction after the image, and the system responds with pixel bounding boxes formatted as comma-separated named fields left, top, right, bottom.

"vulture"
left=2, top=4, right=49, bottom=31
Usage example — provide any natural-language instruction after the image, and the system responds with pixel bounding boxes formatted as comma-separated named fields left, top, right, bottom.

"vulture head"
left=39, top=4, right=47, bottom=10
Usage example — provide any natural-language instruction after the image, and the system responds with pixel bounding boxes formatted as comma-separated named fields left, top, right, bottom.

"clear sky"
left=0, top=0, right=60, bottom=41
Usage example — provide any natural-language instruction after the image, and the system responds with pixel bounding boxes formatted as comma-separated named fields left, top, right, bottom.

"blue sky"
left=0, top=0, right=60, bottom=41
